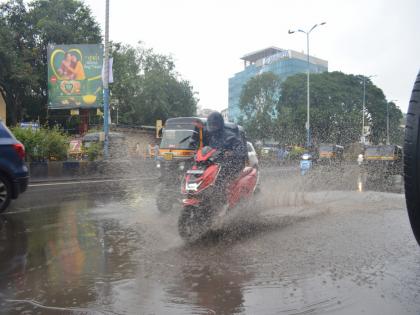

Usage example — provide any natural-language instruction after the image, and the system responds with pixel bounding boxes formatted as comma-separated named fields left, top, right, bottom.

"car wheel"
left=404, top=70, right=420, bottom=245
left=0, top=174, right=12, bottom=212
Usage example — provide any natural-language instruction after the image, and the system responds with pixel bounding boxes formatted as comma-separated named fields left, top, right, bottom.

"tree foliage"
left=238, top=72, right=281, bottom=141
left=110, top=43, right=197, bottom=125
left=0, top=0, right=197, bottom=127
left=276, top=71, right=403, bottom=146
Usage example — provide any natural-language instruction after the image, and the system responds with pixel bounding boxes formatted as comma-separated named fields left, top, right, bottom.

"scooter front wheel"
left=178, top=205, right=212, bottom=243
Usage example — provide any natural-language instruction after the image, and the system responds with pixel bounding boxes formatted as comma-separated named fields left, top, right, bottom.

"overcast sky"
left=84, top=0, right=419, bottom=113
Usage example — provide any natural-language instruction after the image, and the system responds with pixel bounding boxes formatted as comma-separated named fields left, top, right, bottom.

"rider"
left=206, top=112, right=246, bottom=201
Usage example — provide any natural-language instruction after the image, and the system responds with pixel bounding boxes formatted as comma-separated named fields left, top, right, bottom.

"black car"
left=0, top=121, right=29, bottom=211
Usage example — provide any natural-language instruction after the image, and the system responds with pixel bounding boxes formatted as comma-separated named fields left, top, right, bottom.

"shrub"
left=11, top=126, right=69, bottom=162
left=85, top=142, right=102, bottom=161
left=287, top=146, right=306, bottom=160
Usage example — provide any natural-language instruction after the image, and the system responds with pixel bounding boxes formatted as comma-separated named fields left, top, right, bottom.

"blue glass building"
left=228, top=47, right=328, bottom=122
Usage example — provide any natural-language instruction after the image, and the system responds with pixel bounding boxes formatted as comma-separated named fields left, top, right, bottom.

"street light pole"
left=306, top=32, right=310, bottom=148
left=387, top=101, right=389, bottom=145
left=362, top=76, right=366, bottom=143
left=289, top=22, right=326, bottom=148
left=103, top=0, right=110, bottom=158
left=361, top=74, right=376, bottom=144
left=388, top=99, right=397, bottom=145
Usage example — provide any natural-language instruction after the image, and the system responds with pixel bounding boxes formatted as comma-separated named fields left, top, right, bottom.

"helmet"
left=207, top=112, right=224, bottom=134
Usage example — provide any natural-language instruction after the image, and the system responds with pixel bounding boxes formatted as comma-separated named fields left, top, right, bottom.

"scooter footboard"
left=239, top=167, right=258, bottom=193
left=228, top=167, right=258, bottom=207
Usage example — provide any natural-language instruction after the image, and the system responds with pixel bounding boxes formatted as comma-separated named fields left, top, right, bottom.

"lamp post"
left=289, top=22, right=326, bottom=148
left=388, top=99, right=397, bottom=145
left=361, top=74, right=376, bottom=144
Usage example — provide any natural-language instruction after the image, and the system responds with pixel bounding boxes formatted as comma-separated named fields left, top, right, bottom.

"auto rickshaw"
left=362, top=145, right=403, bottom=190
left=156, top=117, right=206, bottom=212
left=363, top=145, right=403, bottom=175
left=317, top=144, right=344, bottom=165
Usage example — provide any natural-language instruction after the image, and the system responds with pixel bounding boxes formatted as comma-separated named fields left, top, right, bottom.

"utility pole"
left=288, top=22, right=326, bottom=148
left=388, top=100, right=397, bottom=145
left=103, top=0, right=110, bottom=158
left=361, top=74, right=376, bottom=144
left=362, top=76, right=365, bottom=143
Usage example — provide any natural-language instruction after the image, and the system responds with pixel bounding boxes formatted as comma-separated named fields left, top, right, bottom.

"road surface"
left=0, top=167, right=419, bottom=314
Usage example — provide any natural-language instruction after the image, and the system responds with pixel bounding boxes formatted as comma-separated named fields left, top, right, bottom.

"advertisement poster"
left=48, top=44, right=103, bottom=109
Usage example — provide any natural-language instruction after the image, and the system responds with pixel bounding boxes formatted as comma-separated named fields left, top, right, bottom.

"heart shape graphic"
left=50, top=48, right=83, bottom=80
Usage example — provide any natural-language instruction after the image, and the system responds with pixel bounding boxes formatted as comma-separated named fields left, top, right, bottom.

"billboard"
left=48, top=44, right=103, bottom=109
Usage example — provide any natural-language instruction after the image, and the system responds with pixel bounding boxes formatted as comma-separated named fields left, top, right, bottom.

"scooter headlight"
left=156, top=161, right=161, bottom=169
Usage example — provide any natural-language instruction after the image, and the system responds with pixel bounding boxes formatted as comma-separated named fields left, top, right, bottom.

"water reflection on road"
left=0, top=171, right=419, bottom=314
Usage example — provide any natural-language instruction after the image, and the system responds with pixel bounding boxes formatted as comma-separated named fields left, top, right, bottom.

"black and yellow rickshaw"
left=155, top=117, right=206, bottom=212
left=363, top=144, right=403, bottom=177
left=316, top=144, right=344, bottom=166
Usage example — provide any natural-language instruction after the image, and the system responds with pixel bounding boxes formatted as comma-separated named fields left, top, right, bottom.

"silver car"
left=247, top=142, right=259, bottom=168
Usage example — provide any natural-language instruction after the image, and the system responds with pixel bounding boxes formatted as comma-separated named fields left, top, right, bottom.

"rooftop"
left=241, top=46, right=284, bottom=62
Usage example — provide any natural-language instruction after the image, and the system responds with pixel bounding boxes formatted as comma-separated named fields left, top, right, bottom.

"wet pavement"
left=0, top=167, right=419, bottom=315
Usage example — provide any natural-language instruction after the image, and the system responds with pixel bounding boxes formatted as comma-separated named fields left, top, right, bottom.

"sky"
left=84, top=0, right=419, bottom=113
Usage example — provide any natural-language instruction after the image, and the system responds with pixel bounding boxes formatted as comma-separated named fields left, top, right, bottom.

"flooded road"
left=0, top=169, right=419, bottom=314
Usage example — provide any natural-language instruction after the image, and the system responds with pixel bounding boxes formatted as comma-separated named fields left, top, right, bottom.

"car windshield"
left=160, top=129, right=199, bottom=150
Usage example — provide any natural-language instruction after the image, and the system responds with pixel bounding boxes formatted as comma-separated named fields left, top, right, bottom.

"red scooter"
left=178, top=146, right=258, bottom=242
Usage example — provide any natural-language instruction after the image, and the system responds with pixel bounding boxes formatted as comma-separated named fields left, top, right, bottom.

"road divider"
left=29, top=159, right=159, bottom=182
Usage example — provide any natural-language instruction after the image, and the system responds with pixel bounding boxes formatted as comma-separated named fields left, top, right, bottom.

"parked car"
left=0, top=121, right=29, bottom=211
left=82, top=131, right=127, bottom=160
left=247, top=141, right=259, bottom=168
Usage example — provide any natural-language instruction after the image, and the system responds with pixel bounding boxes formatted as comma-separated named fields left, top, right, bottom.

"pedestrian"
left=154, top=143, right=159, bottom=161
left=357, top=153, right=364, bottom=166
left=147, top=143, right=152, bottom=158
left=135, top=142, right=141, bottom=157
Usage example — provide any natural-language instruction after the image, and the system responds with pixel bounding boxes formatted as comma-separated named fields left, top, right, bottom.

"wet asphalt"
left=0, top=165, right=419, bottom=315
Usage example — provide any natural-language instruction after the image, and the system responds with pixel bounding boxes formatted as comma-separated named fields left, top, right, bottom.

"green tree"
left=110, top=43, right=197, bottom=125
left=239, top=72, right=281, bottom=141
left=276, top=71, right=403, bottom=146
left=0, top=0, right=101, bottom=125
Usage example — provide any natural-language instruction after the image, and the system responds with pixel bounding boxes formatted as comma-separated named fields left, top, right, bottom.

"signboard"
left=263, top=50, right=290, bottom=65
left=20, top=122, right=40, bottom=130
left=69, top=139, right=83, bottom=155
left=48, top=44, right=103, bottom=109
